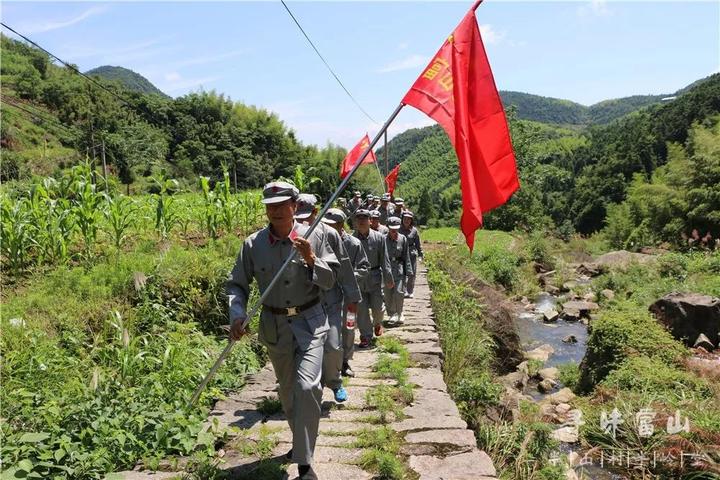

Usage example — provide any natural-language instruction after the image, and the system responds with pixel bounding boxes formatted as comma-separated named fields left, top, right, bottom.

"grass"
left=367, top=336, right=415, bottom=422
left=256, top=396, right=283, bottom=416
left=1, top=211, right=265, bottom=478
left=353, top=427, right=406, bottom=480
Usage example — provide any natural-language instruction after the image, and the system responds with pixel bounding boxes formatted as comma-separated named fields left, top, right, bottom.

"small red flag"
left=385, top=164, right=400, bottom=195
left=401, top=1, right=519, bottom=251
left=340, top=134, right=377, bottom=179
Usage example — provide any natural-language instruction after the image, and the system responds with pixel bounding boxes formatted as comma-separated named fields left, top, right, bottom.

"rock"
left=538, top=367, right=559, bottom=381
left=516, top=361, right=529, bottom=375
left=546, top=388, right=576, bottom=404
left=561, top=308, right=581, bottom=322
left=562, top=281, right=578, bottom=292
left=551, top=426, right=579, bottom=443
left=555, top=403, right=572, bottom=415
left=409, top=451, right=497, bottom=479
left=525, top=344, right=554, bottom=362
left=545, top=284, right=561, bottom=295
left=562, top=335, right=578, bottom=344
left=498, top=370, right=529, bottom=390
left=595, top=250, right=656, bottom=269
left=538, top=379, right=557, bottom=393
left=576, top=263, right=602, bottom=277
left=601, top=289, right=615, bottom=301
left=562, top=300, right=600, bottom=316
left=694, top=333, right=716, bottom=351
left=649, top=292, right=720, bottom=347
left=520, top=296, right=530, bottom=305
left=543, top=310, right=560, bottom=323
left=404, top=429, right=477, bottom=449
left=583, top=292, right=598, bottom=303
left=565, top=467, right=580, bottom=480
left=567, top=451, right=581, bottom=467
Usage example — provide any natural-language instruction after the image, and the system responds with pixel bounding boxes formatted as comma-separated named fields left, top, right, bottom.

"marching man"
left=383, top=216, right=413, bottom=324
left=227, top=181, right=339, bottom=480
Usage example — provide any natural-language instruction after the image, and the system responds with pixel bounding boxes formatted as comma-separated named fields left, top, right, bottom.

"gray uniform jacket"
left=342, top=232, right=370, bottom=291
left=373, top=225, right=389, bottom=236
left=319, top=223, right=362, bottom=308
left=353, top=229, right=392, bottom=291
left=399, top=226, right=422, bottom=258
left=385, top=233, right=413, bottom=287
left=226, top=222, right=339, bottom=325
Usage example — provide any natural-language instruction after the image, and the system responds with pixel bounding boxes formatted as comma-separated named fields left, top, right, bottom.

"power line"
left=279, top=0, right=379, bottom=125
left=1, top=95, right=78, bottom=136
left=1, top=22, right=138, bottom=110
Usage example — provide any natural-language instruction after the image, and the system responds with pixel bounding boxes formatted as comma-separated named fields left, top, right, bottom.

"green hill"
left=85, top=65, right=169, bottom=97
left=390, top=74, right=720, bottom=235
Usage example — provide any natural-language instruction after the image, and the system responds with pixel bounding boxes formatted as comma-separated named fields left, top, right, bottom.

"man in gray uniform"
left=295, top=194, right=361, bottom=403
left=370, top=210, right=389, bottom=235
left=321, top=208, right=370, bottom=377
left=353, top=209, right=393, bottom=348
left=399, top=211, right=423, bottom=299
left=379, top=193, right=394, bottom=225
left=227, top=181, right=339, bottom=480
left=384, top=216, right=414, bottom=325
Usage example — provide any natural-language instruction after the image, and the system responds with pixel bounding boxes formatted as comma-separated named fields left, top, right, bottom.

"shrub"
left=557, top=362, right=580, bottom=391
left=472, top=244, right=520, bottom=290
left=577, top=306, right=687, bottom=393
left=601, top=356, right=713, bottom=400
left=657, top=252, right=689, bottom=280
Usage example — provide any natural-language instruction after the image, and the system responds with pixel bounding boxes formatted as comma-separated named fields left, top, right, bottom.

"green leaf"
left=19, top=432, right=50, bottom=443
left=17, top=459, right=33, bottom=472
left=53, top=449, right=66, bottom=462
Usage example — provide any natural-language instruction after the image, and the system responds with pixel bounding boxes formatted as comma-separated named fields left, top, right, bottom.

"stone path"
left=116, top=268, right=496, bottom=480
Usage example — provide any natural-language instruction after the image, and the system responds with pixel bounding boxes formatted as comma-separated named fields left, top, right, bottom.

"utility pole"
left=101, top=138, right=108, bottom=194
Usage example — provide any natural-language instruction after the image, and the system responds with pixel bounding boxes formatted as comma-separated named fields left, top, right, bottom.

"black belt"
left=370, top=266, right=381, bottom=271
left=263, top=297, right=320, bottom=316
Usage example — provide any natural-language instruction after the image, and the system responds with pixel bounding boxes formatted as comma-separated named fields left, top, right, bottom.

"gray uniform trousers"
left=384, top=233, right=414, bottom=318
left=226, top=222, right=339, bottom=466
left=319, top=225, right=361, bottom=391
left=353, top=229, right=392, bottom=342
left=261, top=305, right=327, bottom=466
left=399, top=226, right=422, bottom=295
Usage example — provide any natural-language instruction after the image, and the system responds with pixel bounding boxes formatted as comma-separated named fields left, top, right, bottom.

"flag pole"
left=188, top=103, right=406, bottom=408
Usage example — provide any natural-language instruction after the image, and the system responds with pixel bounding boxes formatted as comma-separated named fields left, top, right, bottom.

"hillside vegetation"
left=85, top=66, right=169, bottom=98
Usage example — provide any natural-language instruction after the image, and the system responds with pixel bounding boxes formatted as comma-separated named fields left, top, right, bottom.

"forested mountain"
left=394, top=74, right=720, bottom=244
left=498, top=90, right=669, bottom=126
left=3, top=33, right=718, bottom=244
left=0, top=35, right=344, bottom=197
left=85, top=66, right=169, bottom=98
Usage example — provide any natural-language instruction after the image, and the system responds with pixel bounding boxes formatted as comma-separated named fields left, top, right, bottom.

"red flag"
left=401, top=1, right=519, bottom=251
left=385, top=164, right=400, bottom=194
left=340, top=134, right=377, bottom=179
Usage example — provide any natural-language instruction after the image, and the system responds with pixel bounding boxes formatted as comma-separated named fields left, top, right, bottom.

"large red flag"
left=385, top=164, right=400, bottom=194
left=340, top=134, right=377, bottom=179
left=401, top=1, right=519, bottom=251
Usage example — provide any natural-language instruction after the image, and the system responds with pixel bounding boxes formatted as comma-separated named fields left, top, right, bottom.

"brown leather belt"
left=263, top=297, right=320, bottom=316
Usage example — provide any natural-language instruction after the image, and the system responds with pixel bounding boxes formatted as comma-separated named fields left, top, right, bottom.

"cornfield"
left=0, top=163, right=265, bottom=279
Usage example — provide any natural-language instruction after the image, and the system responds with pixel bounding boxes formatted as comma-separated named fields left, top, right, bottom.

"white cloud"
left=377, top=54, right=428, bottom=73
left=577, top=0, right=613, bottom=18
left=479, top=24, right=505, bottom=45
left=397, top=42, right=409, bottom=51
left=17, top=6, right=107, bottom=34
left=164, top=72, right=182, bottom=82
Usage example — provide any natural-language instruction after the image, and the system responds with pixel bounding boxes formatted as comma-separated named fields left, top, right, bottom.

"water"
left=515, top=293, right=589, bottom=368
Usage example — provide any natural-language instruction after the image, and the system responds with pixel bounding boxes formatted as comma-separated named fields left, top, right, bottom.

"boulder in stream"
left=595, top=250, right=655, bottom=269
left=525, top=344, right=554, bottom=362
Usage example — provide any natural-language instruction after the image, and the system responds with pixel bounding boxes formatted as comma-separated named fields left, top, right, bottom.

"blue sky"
left=2, top=1, right=718, bottom=148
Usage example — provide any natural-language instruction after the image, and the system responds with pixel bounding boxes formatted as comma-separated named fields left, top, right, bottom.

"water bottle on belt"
left=346, top=310, right=356, bottom=329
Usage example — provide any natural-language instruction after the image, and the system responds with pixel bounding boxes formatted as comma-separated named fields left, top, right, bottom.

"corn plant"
left=103, top=195, right=136, bottom=251
left=216, top=170, right=236, bottom=234
left=237, top=192, right=263, bottom=236
left=1, top=196, right=34, bottom=275
left=41, top=199, right=74, bottom=264
left=199, top=176, right=220, bottom=239
left=153, top=173, right=180, bottom=240
left=74, top=179, right=103, bottom=259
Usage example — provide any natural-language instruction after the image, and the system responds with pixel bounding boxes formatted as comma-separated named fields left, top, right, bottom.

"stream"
left=512, top=277, right=624, bottom=480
